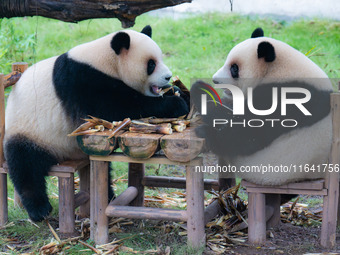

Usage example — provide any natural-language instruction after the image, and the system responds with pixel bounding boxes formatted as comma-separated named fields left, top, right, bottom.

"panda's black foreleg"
left=5, top=134, right=58, bottom=222
left=108, top=164, right=115, bottom=202
left=280, top=194, right=298, bottom=205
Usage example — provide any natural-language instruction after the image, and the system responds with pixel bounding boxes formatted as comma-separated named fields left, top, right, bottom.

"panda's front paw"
left=171, top=96, right=190, bottom=117
left=164, top=85, right=190, bottom=109
left=108, top=185, right=116, bottom=203
left=25, top=199, right=53, bottom=222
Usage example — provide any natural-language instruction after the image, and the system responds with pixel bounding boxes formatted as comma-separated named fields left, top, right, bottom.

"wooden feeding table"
left=79, top=128, right=220, bottom=247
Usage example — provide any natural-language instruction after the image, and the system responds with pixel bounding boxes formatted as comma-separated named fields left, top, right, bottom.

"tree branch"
left=0, top=0, right=191, bottom=28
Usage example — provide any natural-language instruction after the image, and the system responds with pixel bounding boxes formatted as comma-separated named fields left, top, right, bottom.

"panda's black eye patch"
left=147, top=59, right=156, bottom=75
left=230, top=64, right=239, bottom=78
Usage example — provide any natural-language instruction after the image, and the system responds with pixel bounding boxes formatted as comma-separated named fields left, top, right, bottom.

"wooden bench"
left=243, top=92, right=340, bottom=248
left=0, top=64, right=90, bottom=235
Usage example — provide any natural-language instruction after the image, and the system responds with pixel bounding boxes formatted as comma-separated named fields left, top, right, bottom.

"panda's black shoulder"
left=52, top=52, right=141, bottom=122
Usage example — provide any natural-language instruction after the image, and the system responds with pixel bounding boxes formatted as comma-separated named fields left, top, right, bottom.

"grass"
left=0, top=12, right=339, bottom=254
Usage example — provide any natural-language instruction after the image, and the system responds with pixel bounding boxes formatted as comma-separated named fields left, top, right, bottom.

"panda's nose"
left=165, top=76, right=171, bottom=82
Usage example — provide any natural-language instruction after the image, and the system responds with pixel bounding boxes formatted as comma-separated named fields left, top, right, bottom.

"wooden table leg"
left=266, top=194, right=281, bottom=228
left=186, top=166, right=205, bottom=248
left=321, top=93, right=340, bottom=248
left=58, top=174, right=75, bottom=235
left=128, top=163, right=144, bottom=206
left=0, top=173, right=8, bottom=226
left=79, top=165, right=90, bottom=218
left=90, top=160, right=109, bottom=244
left=248, top=192, right=266, bottom=244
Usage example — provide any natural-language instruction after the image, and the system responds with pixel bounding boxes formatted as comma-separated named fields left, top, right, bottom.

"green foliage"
left=0, top=19, right=36, bottom=73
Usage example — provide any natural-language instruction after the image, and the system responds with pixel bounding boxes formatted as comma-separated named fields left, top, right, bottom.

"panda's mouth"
left=150, top=85, right=165, bottom=96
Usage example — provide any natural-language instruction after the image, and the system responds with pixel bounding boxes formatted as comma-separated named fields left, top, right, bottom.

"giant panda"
left=4, top=25, right=189, bottom=222
left=191, top=28, right=333, bottom=187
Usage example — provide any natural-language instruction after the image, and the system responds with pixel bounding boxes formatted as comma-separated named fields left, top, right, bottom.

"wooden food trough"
left=77, top=127, right=204, bottom=162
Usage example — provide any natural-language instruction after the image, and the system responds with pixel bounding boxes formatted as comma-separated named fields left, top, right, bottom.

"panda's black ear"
left=141, top=25, right=152, bottom=38
left=257, top=41, right=276, bottom=62
left=251, top=27, right=264, bottom=38
left=111, top=32, right=130, bottom=55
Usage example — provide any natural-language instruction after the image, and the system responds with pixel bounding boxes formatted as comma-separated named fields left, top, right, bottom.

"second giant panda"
left=191, top=28, right=333, bottom=186
left=4, top=26, right=189, bottom=222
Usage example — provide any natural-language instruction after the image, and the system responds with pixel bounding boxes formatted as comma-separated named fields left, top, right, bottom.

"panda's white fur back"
left=229, top=114, right=331, bottom=185
left=5, top=57, right=84, bottom=161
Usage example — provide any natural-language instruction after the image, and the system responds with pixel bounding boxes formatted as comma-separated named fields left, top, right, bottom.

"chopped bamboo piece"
left=108, top=118, right=131, bottom=139
left=173, top=124, right=186, bottom=132
left=94, top=125, right=105, bottom=132
left=172, top=76, right=190, bottom=97
left=148, top=118, right=180, bottom=124
left=46, top=220, right=61, bottom=243
left=85, top=115, right=115, bottom=129
left=172, top=120, right=190, bottom=126
left=159, top=86, right=174, bottom=96
left=186, top=105, right=195, bottom=120
left=131, top=120, right=154, bottom=126
left=78, top=240, right=101, bottom=254
left=68, top=129, right=99, bottom=137
left=129, top=124, right=172, bottom=135
left=69, top=122, right=95, bottom=135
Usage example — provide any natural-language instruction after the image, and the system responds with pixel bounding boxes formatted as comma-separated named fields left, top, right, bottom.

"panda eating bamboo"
left=4, top=26, right=189, bottom=222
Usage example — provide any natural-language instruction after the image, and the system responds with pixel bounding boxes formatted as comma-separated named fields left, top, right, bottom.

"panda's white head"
left=68, top=25, right=172, bottom=97
left=213, top=28, right=329, bottom=94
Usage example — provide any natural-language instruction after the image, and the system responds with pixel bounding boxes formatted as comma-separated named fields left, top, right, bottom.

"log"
left=128, top=163, right=144, bottom=206
left=74, top=191, right=90, bottom=210
left=78, top=165, right=91, bottom=218
left=4, top=63, right=28, bottom=88
left=160, top=129, right=204, bottom=162
left=0, top=0, right=191, bottom=28
left=242, top=179, right=324, bottom=190
left=58, top=174, right=75, bottom=235
left=186, top=165, right=205, bottom=248
left=12, top=62, right=28, bottom=73
left=90, top=160, right=109, bottom=244
left=106, top=186, right=138, bottom=207
left=118, top=132, right=162, bottom=159
left=4, top=71, right=22, bottom=88
left=105, top=205, right=187, bottom=221
left=0, top=74, right=8, bottom=226
left=76, top=130, right=122, bottom=156
left=142, top=176, right=219, bottom=190
left=248, top=193, right=266, bottom=244
left=321, top=92, right=340, bottom=248
left=204, top=199, right=221, bottom=225
left=265, top=194, right=281, bottom=228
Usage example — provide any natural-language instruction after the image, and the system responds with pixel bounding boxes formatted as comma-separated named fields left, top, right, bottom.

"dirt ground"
left=206, top=223, right=340, bottom=255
